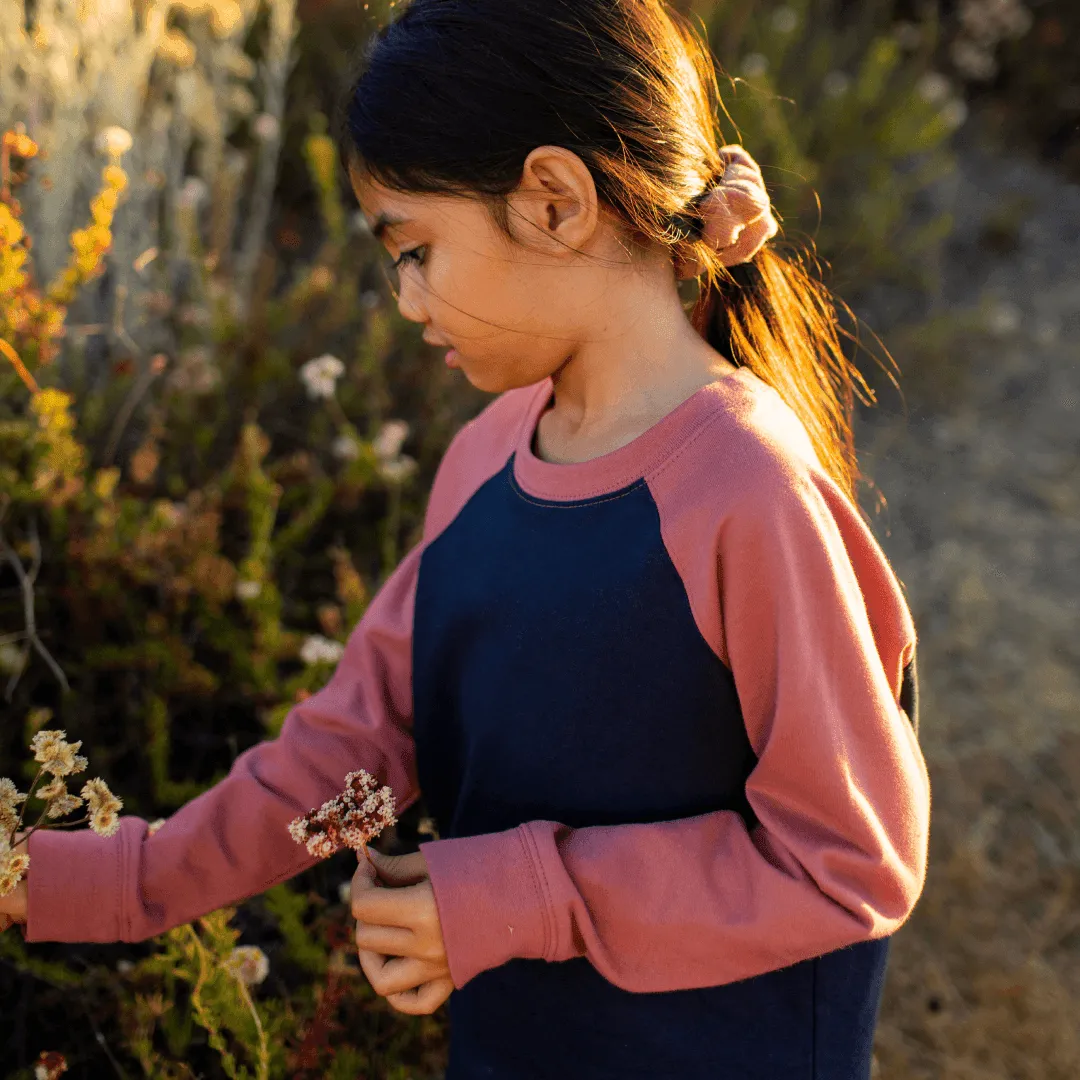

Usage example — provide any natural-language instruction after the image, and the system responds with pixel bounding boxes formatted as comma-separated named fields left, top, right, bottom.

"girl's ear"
left=508, top=145, right=600, bottom=256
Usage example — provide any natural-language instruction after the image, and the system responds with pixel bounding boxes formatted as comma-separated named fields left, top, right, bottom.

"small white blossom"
left=95, top=126, right=133, bottom=157
left=372, top=420, right=410, bottom=460
left=916, top=72, right=952, bottom=105
left=224, top=946, right=270, bottom=986
left=253, top=112, right=280, bottom=142
left=941, top=98, right=969, bottom=130
left=332, top=435, right=362, bottom=461
left=741, top=53, right=769, bottom=79
left=377, top=456, right=419, bottom=485
left=300, top=354, right=346, bottom=400
left=950, top=39, right=997, bottom=81
left=177, top=176, right=209, bottom=210
left=116, top=959, right=135, bottom=974
left=893, top=21, right=923, bottom=50
left=771, top=7, right=798, bottom=34
left=986, top=300, right=1021, bottom=336
left=300, top=635, right=345, bottom=666
left=236, top=579, right=263, bottom=601
left=822, top=71, right=851, bottom=99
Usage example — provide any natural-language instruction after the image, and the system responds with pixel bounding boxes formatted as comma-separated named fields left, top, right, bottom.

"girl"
left=5, top=0, right=931, bottom=1076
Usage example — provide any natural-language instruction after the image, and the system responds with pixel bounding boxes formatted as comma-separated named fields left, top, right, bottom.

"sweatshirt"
left=25, top=366, right=930, bottom=1080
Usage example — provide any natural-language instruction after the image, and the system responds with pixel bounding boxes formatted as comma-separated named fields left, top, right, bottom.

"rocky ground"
left=851, top=115, right=1080, bottom=1078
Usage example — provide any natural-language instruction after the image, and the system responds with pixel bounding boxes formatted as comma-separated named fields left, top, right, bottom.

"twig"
left=0, top=516, right=69, bottom=699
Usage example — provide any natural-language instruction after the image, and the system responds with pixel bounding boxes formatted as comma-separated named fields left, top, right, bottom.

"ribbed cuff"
left=419, top=824, right=550, bottom=989
left=24, top=818, right=138, bottom=943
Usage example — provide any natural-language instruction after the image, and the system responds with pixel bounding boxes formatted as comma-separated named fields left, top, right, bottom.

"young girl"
left=4, top=0, right=930, bottom=1076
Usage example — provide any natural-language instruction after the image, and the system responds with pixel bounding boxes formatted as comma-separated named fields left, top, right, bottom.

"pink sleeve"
left=25, top=541, right=423, bottom=944
left=420, top=460, right=930, bottom=992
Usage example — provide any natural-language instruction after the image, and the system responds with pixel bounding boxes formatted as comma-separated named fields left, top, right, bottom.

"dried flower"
left=287, top=769, right=397, bottom=860
left=82, top=778, right=123, bottom=838
left=30, top=731, right=89, bottom=777
left=300, top=354, right=346, bottom=400
left=0, top=848, right=30, bottom=898
left=37, top=778, right=84, bottom=820
left=224, top=945, right=270, bottom=986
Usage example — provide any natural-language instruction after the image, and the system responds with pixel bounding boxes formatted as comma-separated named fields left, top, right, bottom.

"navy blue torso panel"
left=412, top=452, right=891, bottom=1080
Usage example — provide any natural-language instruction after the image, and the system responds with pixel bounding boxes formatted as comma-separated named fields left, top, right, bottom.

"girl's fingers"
left=354, top=920, right=416, bottom=958
left=388, top=975, right=455, bottom=1016
left=357, top=950, right=437, bottom=998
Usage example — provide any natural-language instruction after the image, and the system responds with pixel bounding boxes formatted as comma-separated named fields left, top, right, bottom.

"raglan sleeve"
left=24, top=538, right=424, bottom=944
left=419, top=452, right=931, bottom=993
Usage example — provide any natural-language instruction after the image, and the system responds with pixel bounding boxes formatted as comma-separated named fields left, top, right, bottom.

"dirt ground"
left=852, top=117, right=1080, bottom=1078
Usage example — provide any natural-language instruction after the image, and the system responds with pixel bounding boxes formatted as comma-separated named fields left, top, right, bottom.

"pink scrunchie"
left=674, top=144, right=779, bottom=278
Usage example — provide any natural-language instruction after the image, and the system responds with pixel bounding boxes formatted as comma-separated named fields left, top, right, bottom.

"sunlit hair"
left=334, top=0, right=900, bottom=510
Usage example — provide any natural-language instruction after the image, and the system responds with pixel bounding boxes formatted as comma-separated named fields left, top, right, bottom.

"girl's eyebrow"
left=371, top=212, right=411, bottom=241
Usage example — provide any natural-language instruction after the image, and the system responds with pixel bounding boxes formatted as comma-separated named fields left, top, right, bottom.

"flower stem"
left=12, top=765, right=45, bottom=835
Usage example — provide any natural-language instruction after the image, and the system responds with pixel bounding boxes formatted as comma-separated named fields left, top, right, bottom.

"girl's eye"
left=393, top=246, right=427, bottom=270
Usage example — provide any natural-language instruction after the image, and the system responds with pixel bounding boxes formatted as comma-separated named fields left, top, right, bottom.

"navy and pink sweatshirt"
left=26, top=366, right=930, bottom=1079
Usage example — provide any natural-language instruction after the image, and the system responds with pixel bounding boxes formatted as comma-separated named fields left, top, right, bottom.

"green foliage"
left=687, top=0, right=963, bottom=292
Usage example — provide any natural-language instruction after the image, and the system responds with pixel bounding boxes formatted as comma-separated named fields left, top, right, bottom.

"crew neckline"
left=512, top=366, right=762, bottom=502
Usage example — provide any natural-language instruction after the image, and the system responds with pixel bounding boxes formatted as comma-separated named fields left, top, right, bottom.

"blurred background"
left=0, top=0, right=1077, bottom=1076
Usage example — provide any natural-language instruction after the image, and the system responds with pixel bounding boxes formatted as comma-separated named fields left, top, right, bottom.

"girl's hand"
left=350, top=847, right=454, bottom=1016
left=0, top=832, right=29, bottom=932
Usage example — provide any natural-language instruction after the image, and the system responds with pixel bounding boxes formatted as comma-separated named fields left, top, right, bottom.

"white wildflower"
left=950, top=40, right=997, bottom=81
left=893, top=21, right=923, bottom=50
left=300, top=354, right=346, bottom=401
left=177, top=176, right=209, bottom=210
left=822, top=72, right=851, bottom=99
left=300, top=635, right=345, bottom=666
left=332, top=435, right=362, bottom=461
left=253, top=113, right=280, bottom=142
left=372, top=420, right=410, bottom=460
left=916, top=72, right=952, bottom=105
left=741, top=53, right=769, bottom=79
left=377, top=456, right=418, bottom=485
left=236, top=579, right=263, bottom=601
left=224, top=945, right=270, bottom=986
left=95, top=126, right=133, bottom=157
left=986, top=300, right=1021, bottom=336
left=771, top=7, right=798, bottom=34
left=116, top=959, right=135, bottom=974
left=941, top=99, right=969, bottom=130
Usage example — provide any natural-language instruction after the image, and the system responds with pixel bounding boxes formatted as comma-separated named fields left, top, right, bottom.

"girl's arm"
left=24, top=540, right=424, bottom=945
left=417, top=458, right=931, bottom=993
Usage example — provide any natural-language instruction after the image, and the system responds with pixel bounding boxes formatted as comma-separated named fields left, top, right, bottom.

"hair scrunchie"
left=671, top=144, right=779, bottom=278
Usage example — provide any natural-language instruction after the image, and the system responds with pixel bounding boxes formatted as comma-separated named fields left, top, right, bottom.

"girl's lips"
left=446, top=349, right=460, bottom=368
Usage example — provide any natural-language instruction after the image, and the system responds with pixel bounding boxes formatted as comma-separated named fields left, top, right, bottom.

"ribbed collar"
left=511, top=366, right=763, bottom=502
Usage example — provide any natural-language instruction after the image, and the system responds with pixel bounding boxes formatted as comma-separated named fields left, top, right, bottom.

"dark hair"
left=333, top=0, right=897, bottom=509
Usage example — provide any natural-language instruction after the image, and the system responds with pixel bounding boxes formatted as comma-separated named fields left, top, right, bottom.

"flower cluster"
left=287, top=769, right=397, bottom=860
left=1, top=730, right=124, bottom=899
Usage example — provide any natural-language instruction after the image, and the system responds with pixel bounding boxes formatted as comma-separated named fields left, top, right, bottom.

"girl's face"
left=348, top=149, right=689, bottom=398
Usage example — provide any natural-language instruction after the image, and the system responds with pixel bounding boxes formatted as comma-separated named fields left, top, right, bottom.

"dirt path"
left=853, top=123, right=1080, bottom=1078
